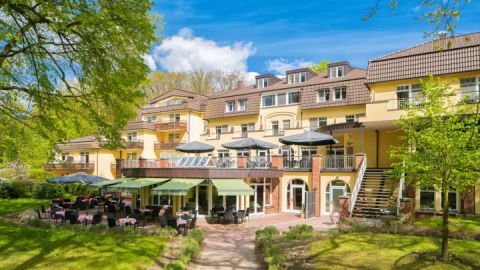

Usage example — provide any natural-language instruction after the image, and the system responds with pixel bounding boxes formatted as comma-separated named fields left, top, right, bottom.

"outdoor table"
left=78, top=214, right=93, bottom=225
left=118, top=217, right=136, bottom=226
left=56, top=210, right=65, bottom=217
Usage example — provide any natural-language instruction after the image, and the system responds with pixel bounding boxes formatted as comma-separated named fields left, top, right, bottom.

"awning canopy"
left=107, top=178, right=169, bottom=192
left=211, top=179, right=254, bottom=196
left=176, top=141, right=215, bottom=153
left=47, top=172, right=109, bottom=185
left=222, top=137, right=277, bottom=150
left=279, top=130, right=340, bottom=146
left=152, top=178, right=205, bottom=196
left=88, top=178, right=134, bottom=188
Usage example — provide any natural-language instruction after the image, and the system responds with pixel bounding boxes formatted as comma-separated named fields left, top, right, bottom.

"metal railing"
left=349, top=155, right=367, bottom=215
left=283, top=156, right=312, bottom=170
left=458, top=91, right=480, bottom=104
left=155, top=121, right=187, bottom=131
left=247, top=157, right=272, bottom=168
left=154, top=141, right=184, bottom=150
left=125, top=140, right=144, bottom=149
left=44, top=162, right=95, bottom=171
left=322, top=155, right=355, bottom=170
left=264, top=129, right=284, bottom=136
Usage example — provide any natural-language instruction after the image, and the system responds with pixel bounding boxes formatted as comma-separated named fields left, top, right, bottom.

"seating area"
left=209, top=206, right=249, bottom=224
left=35, top=194, right=198, bottom=235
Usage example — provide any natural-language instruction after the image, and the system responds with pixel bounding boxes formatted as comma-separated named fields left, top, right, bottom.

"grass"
left=308, top=233, right=480, bottom=270
left=0, top=198, right=50, bottom=216
left=0, top=221, right=169, bottom=270
left=412, top=216, right=480, bottom=234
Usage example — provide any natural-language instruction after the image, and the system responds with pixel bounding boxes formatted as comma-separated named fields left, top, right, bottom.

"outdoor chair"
left=245, top=208, right=250, bottom=222
left=133, top=209, right=141, bottom=215
left=178, top=214, right=189, bottom=236
left=188, top=216, right=197, bottom=231
left=91, top=213, right=102, bottom=225
left=224, top=209, right=235, bottom=224
left=35, top=209, right=47, bottom=220
left=159, top=215, right=168, bottom=228
left=135, top=216, right=148, bottom=229
left=236, top=210, right=246, bottom=224
left=40, top=204, right=49, bottom=216
left=107, top=205, right=117, bottom=216
left=107, top=215, right=117, bottom=228
left=124, top=206, right=132, bottom=217
left=209, top=209, right=220, bottom=224
left=69, top=214, right=79, bottom=225
left=166, top=216, right=177, bottom=229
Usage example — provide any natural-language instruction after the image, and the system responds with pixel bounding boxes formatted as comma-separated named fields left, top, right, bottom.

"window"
left=309, top=117, right=327, bottom=130
left=301, top=146, right=317, bottom=157
left=166, top=100, right=184, bottom=106
left=218, top=150, right=230, bottom=158
left=226, top=100, right=235, bottom=112
left=287, top=72, right=307, bottom=84
left=127, top=152, right=137, bottom=160
left=146, top=116, right=157, bottom=123
left=203, top=121, right=208, bottom=133
left=215, top=125, right=228, bottom=135
left=168, top=133, right=180, bottom=143
left=127, top=132, right=137, bottom=142
left=277, top=93, right=287, bottom=105
left=241, top=123, right=255, bottom=134
left=169, top=114, right=180, bottom=122
left=317, top=89, right=330, bottom=102
left=61, top=152, right=69, bottom=161
left=283, top=120, right=291, bottom=130
left=334, top=87, right=347, bottom=100
left=262, top=95, right=275, bottom=107
left=329, top=66, right=345, bottom=78
left=237, top=149, right=250, bottom=157
left=80, top=152, right=89, bottom=163
left=238, top=99, right=247, bottom=111
left=460, top=77, right=479, bottom=102
left=441, top=189, right=458, bottom=211
left=288, top=91, right=300, bottom=104
left=396, top=84, right=425, bottom=108
left=257, top=78, right=269, bottom=88
left=345, top=115, right=356, bottom=123
left=420, top=186, right=435, bottom=209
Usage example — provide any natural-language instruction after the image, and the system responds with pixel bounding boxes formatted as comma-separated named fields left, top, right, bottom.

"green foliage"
left=188, top=228, right=204, bottom=245
left=63, top=183, right=90, bottom=196
left=32, top=183, right=64, bottom=199
left=256, top=225, right=280, bottom=248
left=29, top=169, right=55, bottom=181
left=309, top=60, right=330, bottom=73
left=165, top=228, right=204, bottom=270
left=9, top=180, right=35, bottom=198
left=165, top=260, right=187, bottom=270
left=283, top=224, right=315, bottom=240
left=0, top=183, right=18, bottom=199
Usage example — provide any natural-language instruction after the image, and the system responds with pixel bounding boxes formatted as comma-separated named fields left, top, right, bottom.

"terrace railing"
left=283, top=156, right=312, bottom=171
left=247, top=157, right=272, bottom=168
left=349, top=155, right=367, bottom=215
left=322, top=155, right=355, bottom=171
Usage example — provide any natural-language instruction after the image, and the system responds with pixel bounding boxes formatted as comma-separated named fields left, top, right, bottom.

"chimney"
left=236, top=80, right=244, bottom=89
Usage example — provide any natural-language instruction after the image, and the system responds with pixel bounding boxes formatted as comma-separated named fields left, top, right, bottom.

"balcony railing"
left=154, top=142, right=184, bottom=150
left=232, top=131, right=249, bottom=139
left=264, top=129, right=284, bottom=137
left=322, top=155, right=355, bottom=170
left=458, top=91, right=480, bottom=104
left=155, top=121, right=187, bottom=131
left=283, top=156, right=312, bottom=171
left=45, top=162, right=95, bottom=171
left=387, top=98, right=426, bottom=110
left=125, top=140, right=144, bottom=149
left=247, top=157, right=272, bottom=168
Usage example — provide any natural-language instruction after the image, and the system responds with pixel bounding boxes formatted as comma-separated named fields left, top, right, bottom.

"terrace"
left=44, top=162, right=95, bottom=171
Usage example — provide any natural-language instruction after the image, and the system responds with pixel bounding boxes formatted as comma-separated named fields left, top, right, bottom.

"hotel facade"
left=46, top=33, right=480, bottom=217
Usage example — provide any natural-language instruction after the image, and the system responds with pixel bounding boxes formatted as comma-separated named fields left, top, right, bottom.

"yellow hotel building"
left=46, top=33, right=480, bottom=217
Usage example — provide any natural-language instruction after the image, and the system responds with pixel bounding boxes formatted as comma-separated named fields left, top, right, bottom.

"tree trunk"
left=441, top=186, right=449, bottom=260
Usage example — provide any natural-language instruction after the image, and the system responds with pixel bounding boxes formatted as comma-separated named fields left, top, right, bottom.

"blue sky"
left=150, top=0, right=480, bottom=77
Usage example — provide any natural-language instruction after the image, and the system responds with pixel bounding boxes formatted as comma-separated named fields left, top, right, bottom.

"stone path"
left=189, top=213, right=337, bottom=270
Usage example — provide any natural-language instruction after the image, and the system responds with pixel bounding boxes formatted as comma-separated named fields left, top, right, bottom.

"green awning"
left=211, top=179, right=254, bottom=196
left=107, top=178, right=169, bottom=193
left=152, top=178, right=205, bottom=196
left=88, top=178, right=134, bottom=188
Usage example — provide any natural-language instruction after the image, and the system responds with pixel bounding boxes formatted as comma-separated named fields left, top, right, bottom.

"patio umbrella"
left=175, top=141, right=215, bottom=153
left=47, top=172, right=109, bottom=185
left=221, top=137, right=277, bottom=150
left=279, top=130, right=339, bottom=146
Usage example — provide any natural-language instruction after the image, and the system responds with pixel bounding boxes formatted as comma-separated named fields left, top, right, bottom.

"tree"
left=309, top=60, right=330, bottom=73
left=0, top=0, right=157, bottom=148
left=391, top=76, right=480, bottom=260
left=365, top=0, right=471, bottom=39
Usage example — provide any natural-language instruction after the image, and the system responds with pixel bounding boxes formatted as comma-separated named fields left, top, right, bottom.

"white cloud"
left=142, top=54, right=156, bottom=71
left=265, top=58, right=313, bottom=77
left=152, top=28, right=255, bottom=74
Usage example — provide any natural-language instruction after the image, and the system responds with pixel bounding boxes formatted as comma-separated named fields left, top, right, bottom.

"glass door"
left=249, top=184, right=265, bottom=214
left=197, top=185, right=208, bottom=215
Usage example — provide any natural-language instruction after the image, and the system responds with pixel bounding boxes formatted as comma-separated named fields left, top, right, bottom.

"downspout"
left=375, top=129, right=379, bottom=168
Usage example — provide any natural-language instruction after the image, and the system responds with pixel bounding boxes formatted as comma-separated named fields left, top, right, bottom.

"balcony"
left=44, top=162, right=94, bottom=171
left=154, top=141, right=185, bottom=151
left=283, top=156, right=312, bottom=171
left=264, top=129, right=284, bottom=137
left=155, top=121, right=187, bottom=131
left=232, top=131, right=249, bottom=139
left=386, top=98, right=426, bottom=110
left=321, top=155, right=355, bottom=171
left=125, top=140, right=144, bottom=149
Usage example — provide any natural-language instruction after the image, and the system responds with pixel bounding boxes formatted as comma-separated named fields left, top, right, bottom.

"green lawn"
left=412, top=216, right=480, bottom=235
left=308, top=233, right=480, bottom=270
left=0, top=198, right=50, bottom=216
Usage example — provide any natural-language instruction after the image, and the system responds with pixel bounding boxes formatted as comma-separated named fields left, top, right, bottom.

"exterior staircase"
left=352, top=168, right=399, bottom=218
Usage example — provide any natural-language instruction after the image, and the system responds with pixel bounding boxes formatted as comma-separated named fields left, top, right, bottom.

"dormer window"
left=146, top=116, right=157, bottom=123
left=287, top=72, right=307, bottom=84
left=226, top=100, right=235, bottom=112
left=330, top=66, right=345, bottom=78
left=238, top=99, right=247, bottom=111
left=257, top=78, right=269, bottom=88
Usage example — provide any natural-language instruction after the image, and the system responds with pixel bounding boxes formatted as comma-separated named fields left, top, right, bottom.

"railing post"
left=138, top=158, right=146, bottom=169
left=237, top=156, right=247, bottom=168
left=355, top=153, right=365, bottom=171
left=271, top=155, right=283, bottom=170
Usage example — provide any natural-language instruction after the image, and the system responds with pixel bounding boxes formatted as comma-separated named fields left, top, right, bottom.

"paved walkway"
left=189, top=213, right=337, bottom=270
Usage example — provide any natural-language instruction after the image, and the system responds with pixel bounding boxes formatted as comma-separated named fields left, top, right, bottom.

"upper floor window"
left=61, top=152, right=70, bottom=161
left=317, top=89, right=330, bottom=102
left=241, top=123, right=255, bottom=133
left=460, top=77, right=479, bottom=101
left=218, top=149, right=230, bottom=158
left=225, top=100, right=235, bottom=112
left=334, top=87, right=347, bottom=101
left=262, top=95, right=276, bottom=107
left=127, top=132, right=137, bottom=142
left=329, top=66, right=344, bottom=78
left=310, top=117, right=327, bottom=129
left=282, top=120, right=291, bottom=130
left=288, top=91, right=300, bottom=104
left=345, top=115, right=357, bottom=123
left=80, top=152, right=90, bottom=163
left=257, top=78, right=269, bottom=88
left=287, top=72, right=306, bottom=84
left=169, top=114, right=180, bottom=122
left=216, top=125, right=229, bottom=134
left=166, top=100, right=184, bottom=106
left=238, top=99, right=247, bottom=111
left=168, top=133, right=180, bottom=143
left=396, top=84, right=424, bottom=108
left=146, top=116, right=157, bottom=123
left=127, top=152, right=137, bottom=160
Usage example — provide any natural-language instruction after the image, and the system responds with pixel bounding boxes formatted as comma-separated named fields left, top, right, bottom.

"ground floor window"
left=324, top=180, right=350, bottom=213
left=152, top=194, right=170, bottom=206
left=419, top=186, right=435, bottom=210
left=441, top=189, right=458, bottom=211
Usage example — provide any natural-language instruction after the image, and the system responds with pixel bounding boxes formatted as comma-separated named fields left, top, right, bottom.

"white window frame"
left=80, top=152, right=89, bottom=163
left=257, top=78, right=269, bottom=88
left=262, top=94, right=276, bottom=107
left=334, top=87, right=347, bottom=101
left=168, top=133, right=180, bottom=143
left=226, top=100, right=235, bottom=112
left=218, top=150, right=230, bottom=158
left=441, top=189, right=459, bottom=211
left=127, top=132, right=137, bottom=142
left=330, top=66, right=345, bottom=78
left=460, top=77, right=479, bottom=101
left=61, top=152, right=69, bottom=161
left=345, top=115, right=357, bottom=123
left=146, top=115, right=157, bottom=123
left=316, top=89, right=330, bottom=102
left=309, top=117, right=327, bottom=130
left=238, top=99, right=247, bottom=111
left=169, top=114, right=180, bottom=122
left=288, top=91, right=300, bottom=104
left=287, top=72, right=307, bottom=84
left=419, top=186, right=435, bottom=210
left=282, top=119, right=291, bottom=130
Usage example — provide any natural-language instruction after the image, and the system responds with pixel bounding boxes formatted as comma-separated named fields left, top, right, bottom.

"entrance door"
left=249, top=184, right=265, bottom=214
left=293, top=186, right=304, bottom=210
left=197, top=185, right=208, bottom=215
left=331, top=187, right=345, bottom=213
left=286, top=179, right=307, bottom=212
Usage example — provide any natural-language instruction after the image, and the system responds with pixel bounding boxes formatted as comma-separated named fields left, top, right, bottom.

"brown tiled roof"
left=140, top=89, right=208, bottom=116
left=123, top=120, right=155, bottom=131
left=149, top=88, right=207, bottom=105
left=367, top=33, right=480, bottom=84
left=204, top=86, right=261, bottom=120
left=57, top=135, right=101, bottom=150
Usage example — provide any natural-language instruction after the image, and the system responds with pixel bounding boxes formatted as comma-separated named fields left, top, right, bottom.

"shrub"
left=165, top=260, right=187, bottom=270
left=0, top=182, right=18, bottom=198
left=256, top=226, right=279, bottom=248
left=29, top=169, right=54, bottom=182
left=188, top=229, right=204, bottom=245
left=9, top=180, right=35, bottom=198
left=284, top=224, right=315, bottom=240
left=32, top=183, right=64, bottom=199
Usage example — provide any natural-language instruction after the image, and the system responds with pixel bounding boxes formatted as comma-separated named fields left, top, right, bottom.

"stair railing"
left=396, top=160, right=405, bottom=216
left=349, top=154, right=367, bottom=216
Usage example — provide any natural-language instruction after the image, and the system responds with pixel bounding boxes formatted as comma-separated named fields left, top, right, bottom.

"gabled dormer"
left=255, top=74, right=281, bottom=89
left=286, top=68, right=316, bottom=84
left=328, top=61, right=353, bottom=78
